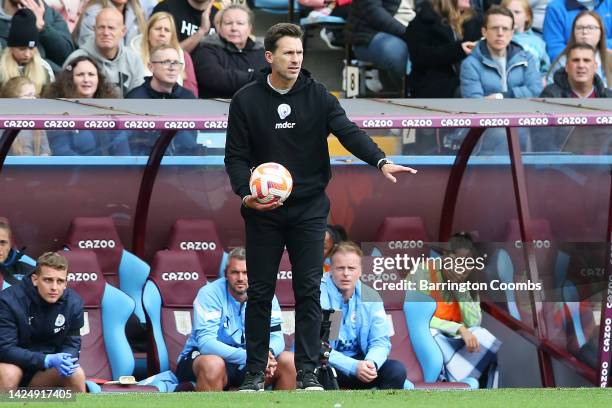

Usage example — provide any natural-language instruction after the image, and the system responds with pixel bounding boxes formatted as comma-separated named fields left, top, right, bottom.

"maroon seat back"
left=380, top=284, right=424, bottom=383
left=147, top=250, right=207, bottom=371
left=373, top=217, right=430, bottom=277
left=167, top=219, right=224, bottom=280
left=275, top=250, right=295, bottom=350
left=65, top=218, right=124, bottom=286
left=276, top=251, right=294, bottom=307
left=63, top=250, right=112, bottom=380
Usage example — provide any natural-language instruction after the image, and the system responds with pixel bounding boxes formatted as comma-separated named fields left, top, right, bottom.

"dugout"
left=0, top=98, right=609, bottom=388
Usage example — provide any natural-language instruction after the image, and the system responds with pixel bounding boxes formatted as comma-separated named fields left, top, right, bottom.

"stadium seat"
left=299, top=13, right=345, bottom=53
left=276, top=250, right=296, bottom=350
left=65, top=217, right=150, bottom=326
left=375, top=216, right=429, bottom=244
left=399, top=290, right=477, bottom=389
left=63, top=250, right=156, bottom=392
left=166, top=219, right=228, bottom=281
left=486, top=219, right=556, bottom=321
left=142, top=250, right=207, bottom=373
left=372, top=216, right=430, bottom=278
left=250, top=0, right=300, bottom=16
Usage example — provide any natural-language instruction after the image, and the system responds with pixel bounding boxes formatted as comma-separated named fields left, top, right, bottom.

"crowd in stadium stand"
left=0, top=0, right=606, bottom=157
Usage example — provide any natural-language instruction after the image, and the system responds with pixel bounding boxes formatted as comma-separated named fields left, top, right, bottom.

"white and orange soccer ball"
left=249, top=162, right=293, bottom=204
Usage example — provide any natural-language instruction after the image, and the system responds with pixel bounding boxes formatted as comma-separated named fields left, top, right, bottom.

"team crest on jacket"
left=55, top=314, right=65, bottom=327
left=277, top=104, right=291, bottom=120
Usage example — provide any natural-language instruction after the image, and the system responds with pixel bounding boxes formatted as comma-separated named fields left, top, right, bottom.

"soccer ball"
left=249, top=162, right=293, bottom=204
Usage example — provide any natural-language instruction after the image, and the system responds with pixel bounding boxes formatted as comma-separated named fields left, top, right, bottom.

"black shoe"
left=296, top=369, right=324, bottom=391
left=238, top=371, right=265, bottom=392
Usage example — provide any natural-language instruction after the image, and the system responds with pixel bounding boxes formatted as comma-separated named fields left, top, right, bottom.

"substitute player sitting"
left=0, top=252, right=85, bottom=392
left=175, top=247, right=296, bottom=391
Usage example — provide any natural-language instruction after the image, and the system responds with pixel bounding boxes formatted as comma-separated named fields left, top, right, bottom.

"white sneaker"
left=365, top=68, right=383, bottom=93
left=320, top=28, right=343, bottom=50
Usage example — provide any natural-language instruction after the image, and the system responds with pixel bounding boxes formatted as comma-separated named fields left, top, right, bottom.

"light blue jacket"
left=460, top=41, right=543, bottom=98
left=513, top=30, right=551, bottom=75
left=542, top=0, right=612, bottom=61
left=320, top=275, right=391, bottom=377
left=178, top=277, right=285, bottom=365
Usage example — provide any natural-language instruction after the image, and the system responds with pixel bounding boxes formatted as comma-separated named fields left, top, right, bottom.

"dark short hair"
left=483, top=5, right=514, bottom=29
left=566, top=42, right=596, bottom=58
left=330, top=241, right=363, bottom=259
left=33, top=252, right=68, bottom=275
left=264, top=23, right=302, bottom=52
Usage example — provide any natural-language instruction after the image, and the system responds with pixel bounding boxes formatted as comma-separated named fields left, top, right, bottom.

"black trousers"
left=242, top=193, right=329, bottom=372
left=336, top=359, right=407, bottom=390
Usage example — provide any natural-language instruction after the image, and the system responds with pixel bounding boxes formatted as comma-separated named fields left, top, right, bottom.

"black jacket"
left=346, top=0, right=406, bottom=46
left=405, top=2, right=482, bottom=97
left=0, top=4, right=74, bottom=72
left=126, top=76, right=196, bottom=99
left=191, top=34, right=267, bottom=99
left=540, top=69, right=612, bottom=98
left=225, top=69, right=385, bottom=200
left=126, top=77, right=199, bottom=155
left=0, top=249, right=34, bottom=286
left=0, top=276, right=84, bottom=371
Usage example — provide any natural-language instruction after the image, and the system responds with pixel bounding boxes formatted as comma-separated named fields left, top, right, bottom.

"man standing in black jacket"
left=0, top=252, right=85, bottom=392
left=225, top=23, right=416, bottom=391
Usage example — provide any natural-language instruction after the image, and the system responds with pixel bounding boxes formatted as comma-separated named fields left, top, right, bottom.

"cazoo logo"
left=78, top=240, right=116, bottom=249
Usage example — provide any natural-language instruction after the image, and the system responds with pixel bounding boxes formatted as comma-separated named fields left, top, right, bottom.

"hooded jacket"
left=540, top=68, right=612, bottom=97
left=0, top=2, right=74, bottom=72
left=0, top=275, right=84, bottom=371
left=191, top=33, right=266, bottom=99
left=63, top=38, right=145, bottom=96
left=225, top=69, right=385, bottom=201
left=0, top=249, right=34, bottom=287
left=76, top=3, right=142, bottom=49
left=178, top=277, right=285, bottom=365
left=320, top=274, right=391, bottom=376
left=126, top=77, right=199, bottom=155
left=126, top=76, right=195, bottom=99
left=460, top=40, right=543, bottom=98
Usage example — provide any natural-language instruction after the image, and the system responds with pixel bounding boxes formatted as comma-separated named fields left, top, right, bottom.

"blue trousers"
left=353, top=32, right=410, bottom=79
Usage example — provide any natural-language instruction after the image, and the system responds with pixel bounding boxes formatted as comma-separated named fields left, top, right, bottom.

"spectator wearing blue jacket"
left=175, top=247, right=295, bottom=391
left=321, top=241, right=406, bottom=389
left=0, top=219, right=34, bottom=288
left=0, top=252, right=85, bottom=392
left=542, top=0, right=612, bottom=61
left=461, top=6, right=543, bottom=98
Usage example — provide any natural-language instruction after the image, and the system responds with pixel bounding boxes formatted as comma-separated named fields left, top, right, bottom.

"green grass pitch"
left=1, top=388, right=610, bottom=408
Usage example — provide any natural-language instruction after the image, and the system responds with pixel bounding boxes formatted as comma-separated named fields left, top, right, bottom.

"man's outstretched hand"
left=381, top=163, right=417, bottom=183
